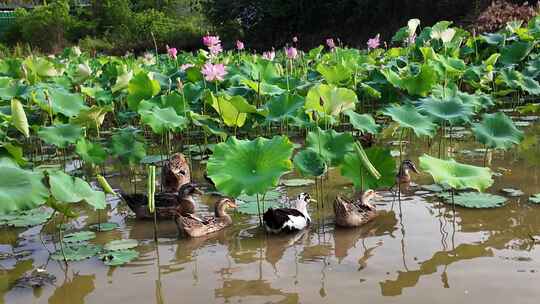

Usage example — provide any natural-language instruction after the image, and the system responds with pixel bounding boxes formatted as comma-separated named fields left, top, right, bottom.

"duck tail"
left=119, top=191, right=147, bottom=213
left=262, top=208, right=274, bottom=224
left=333, top=196, right=349, bottom=217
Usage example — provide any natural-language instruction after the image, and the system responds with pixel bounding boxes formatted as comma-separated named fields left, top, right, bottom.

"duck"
left=390, top=159, right=419, bottom=193
left=121, top=183, right=203, bottom=220
left=263, top=193, right=315, bottom=234
left=175, top=197, right=237, bottom=238
left=161, top=153, right=191, bottom=192
left=334, top=189, right=380, bottom=228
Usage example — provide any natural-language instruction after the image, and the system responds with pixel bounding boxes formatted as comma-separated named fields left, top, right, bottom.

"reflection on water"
left=1, top=119, right=540, bottom=304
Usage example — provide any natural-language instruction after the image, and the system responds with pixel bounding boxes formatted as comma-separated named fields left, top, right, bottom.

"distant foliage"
left=473, top=0, right=539, bottom=33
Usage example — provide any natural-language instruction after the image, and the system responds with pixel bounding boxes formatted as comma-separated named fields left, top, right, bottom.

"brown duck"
left=121, top=183, right=203, bottom=220
left=334, top=190, right=380, bottom=228
left=161, top=153, right=191, bottom=192
left=175, top=197, right=237, bottom=238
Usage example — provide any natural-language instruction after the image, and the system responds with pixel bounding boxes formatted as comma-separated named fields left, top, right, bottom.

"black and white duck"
left=263, top=193, right=315, bottom=234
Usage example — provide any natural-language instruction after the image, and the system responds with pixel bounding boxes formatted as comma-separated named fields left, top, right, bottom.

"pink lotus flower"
left=166, top=45, right=177, bottom=59
left=292, top=36, right=298, bottom=43
left=201, top=62, right=227, bottom=82
left=202, top=35, right=221, bottom=47
left=180, top=63, right=194, bottom=72
left=209, top=43, right=223, bottom=55
left=262, top=49, right=275, bottom=61
left=236, top=40, right=245, bottom=50
left=326, top=38, right=336, bottom=49
left=367, top=34, right=380, bottom=50
left=285, top=47, right=298, bottom=59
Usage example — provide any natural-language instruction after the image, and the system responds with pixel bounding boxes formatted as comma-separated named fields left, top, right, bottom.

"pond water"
left=1, top=112, right=540, bottom=304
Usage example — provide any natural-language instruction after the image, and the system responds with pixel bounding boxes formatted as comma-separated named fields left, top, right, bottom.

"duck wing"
left=120, top=193, right=148, bottom=212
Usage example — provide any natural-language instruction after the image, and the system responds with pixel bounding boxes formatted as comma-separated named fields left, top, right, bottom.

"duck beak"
left=309, top=198, right=317, bottom=203
left=228, top=200, right=238, bottom=208
left=410, top=163, right=420, bottom=174
left=373, top=193, right=383, bottom=200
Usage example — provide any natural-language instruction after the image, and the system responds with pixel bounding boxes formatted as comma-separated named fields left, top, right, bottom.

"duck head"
left=215, top=198, right=237, bottom=216
left=360, top=189, right=381, bottom=209
left=294, top=192, right=316, bottom=208
left=400, top=160, right=419, bottom=175
left=169, top=153, right=189, bottom=175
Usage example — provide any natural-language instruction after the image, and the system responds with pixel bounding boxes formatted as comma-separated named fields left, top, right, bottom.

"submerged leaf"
left=89, top=222, right=119, bottom=232
left=63, top=231, right=96, bottom=243
left=100, top=249, right=139, bottom=266
left=104, top=239, right=138, bottom=251
left=51, top=244, right=102, bottom=261
left=529, top=194, right=540, bottom=204
left=237, top=189, right=283, bottom=215
left=443, top=192, right=507, bottom=209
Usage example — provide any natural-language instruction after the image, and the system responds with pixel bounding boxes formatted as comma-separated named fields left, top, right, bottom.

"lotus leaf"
left=104, top=239, right=138, bottom=251
left=443, top=192, right=508, bottom=209
left=38, top=124, right=83, bottom=148
left=382, top=64, right=438, bottom=96
left=51, top=244, right=102, bottom=261
left=266, top=94, right=305, bottom=122
left=63, top=231, right=96, bottom=243
left=71, top=105, right=113, bottom=129
left=305, top=128, right=355, bottom=167
left=127, top=72, right=160, bottom=110
left=206, top=92, right=248, bottom=128
left=89, top=222, right=119, bottom=232
left=10, top=99, right=29, bottom=137
left=305, top=84, right=357, bottom=116
left=139, top=105, right=187, bottom=134
left=500, top=188, right=525, bottom=197
left=48, top=170, right=106, bottom=210
left=419, top=154, right=493, bottom=192
left=418, top=96, right=474, bottom=125
left=48, top=89, right=89, bottom=117
left=110, top=129, right=146, bottom=165
left=529, top=194, right=540, bottom=204
left=472, top=113, right=524, bottom=150
left=207, top=136, right=293, bottom=197
left=341, top=147, right=396, bottom=190
left=75, top=139, right=107, bottom=165
left=293, top=149, right=327, bottom=177
left=500, top=41, right=534, bottom=65
left=316, top=63, right=353, bottom=84
left=241, top=79, right=284, bottom=96
left=0, top=165, right=49, bottom=214
left=100, top=249, right=139, bottom=266
left=382, top=104, right=437, bottom=137
left=0, top=208, right=53, bottom=227
left=281, top=178, right=315, bottom=187
left=344, top=110, right=380, bottom=134
left=237, top=189, right=283, bottom=215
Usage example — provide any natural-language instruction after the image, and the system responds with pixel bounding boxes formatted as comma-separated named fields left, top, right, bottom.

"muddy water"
left=1, top=116, right=540, bottom=304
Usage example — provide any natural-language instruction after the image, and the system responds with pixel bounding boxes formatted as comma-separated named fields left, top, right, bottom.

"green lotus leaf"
left=207, top=136, right=293, bottom=197
left=500, top=41, right=534, bottom=65
left=241, top=79, right=285, bottom=96
left=305, top=84, right=357, bottom=116
left=281, top=178, right=315, bottom=187
left=71, top=105, right=113, bottom=129
left=266, top=94, right=305, bottom=122
left=111, top=69, right=133, bottom=93
left=190, top=112, right=228, bottom=141
left=382, top=104, right=437, bottom=137
left=76, top=139, right=107, bottom=165
left=89, top=222, right=119, bottom=232
left=305, top=128, right=354, bottom=167
left=48, top=89, right=89, bottom=117
left=143, top=92, right=190, bottom=115
left=110, top=129, right=146, bottom=165
left=205, top=92, right=248, bottom=128
left=10, top=99, right=29, bottom=137
left=419, top=154, right=493, bottom=192
left=236, top=189, right=283, bottom=215
left=499, top=68, right=540, bottom=95
left=344, top=110, right=380, bottom=134
left=0, top=207, right=53, bottom=227
left=529, top=194, right=540, bottom=204
left=443, top=192, right=508, bottom=209
left=0, top=164, right=49, bottom=214
left=48, top=170, right=106, bottom=210
left=51, top=244, right=102, bottom=261
left=418, top=96, right=474, bottom=125
left=472, top=113, right=524, bottom=150
left=100, top=249, right=139, bottom=266
left=382, top=64, right=437, bottom=96
left=293, top=149, right=327, bottom=177
left=104, top=239, right=138, bottom=251
left=127, top=72, right=160, bottom=111
left=63, top=231, right=96, bottom=243
left=316, top=63, right=353, bottom=84
left=38, top=124, right=83, bottom=148
left=139, top=105, right=187, bottom=134
left=341, top=147, right=396, bottom=190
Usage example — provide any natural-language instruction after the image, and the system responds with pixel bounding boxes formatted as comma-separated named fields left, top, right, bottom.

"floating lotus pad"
left=104, top=239, right=138, bottom=251
left=280, top=178, right=315, bottom=187
left=419, top=154, right=493, bottom=192
left=89, top=222, right=119, bottom=232
left=443, top=192, right=508, bottom=208
left=100, top=249, right=139, bottom=266
left=500, top=188, right=525, bottom=197
left=237, top=189, right=283, bottom=215
left=0, top=208, right=53, bottom=227
left=51, top=244, right=102, bottom=261
left=63, top=231, right=96, bottom=243
left=529, top=194, right=540, bottom=204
